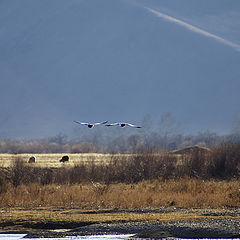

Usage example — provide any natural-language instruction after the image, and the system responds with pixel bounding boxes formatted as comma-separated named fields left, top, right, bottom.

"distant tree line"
left=0, top=130, right=240, bottom=154
left=0, top=112, right=240, bottom=153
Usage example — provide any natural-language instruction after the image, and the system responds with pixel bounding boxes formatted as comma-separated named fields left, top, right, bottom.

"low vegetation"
left=0, top=144, right=239, bottom=233
left=0, top=179, right=239, bottom=209
left=0, top=143, right=239, bottom=209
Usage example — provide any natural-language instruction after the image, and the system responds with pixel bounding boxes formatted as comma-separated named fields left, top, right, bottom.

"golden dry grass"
left=0, top=179, right=239, bottom=209
left=0, top=178, right=239, bottom=231
left=0, top=153, right=170, bottom=168
left=0, top=153, right=130, bottom=168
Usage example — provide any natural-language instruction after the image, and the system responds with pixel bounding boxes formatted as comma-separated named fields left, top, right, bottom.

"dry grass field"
left=0, top=147, right=239, bottom=210
left=0, top=180, right=239, bottom=235
left=1, top=179, right=239, bottom=209
left=0, top=147, right=239, bottom=236
left=0, top=153, right=129, bottom=168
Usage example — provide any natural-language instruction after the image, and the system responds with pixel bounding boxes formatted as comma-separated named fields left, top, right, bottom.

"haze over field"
left=1, top=0, right=240, bottom=138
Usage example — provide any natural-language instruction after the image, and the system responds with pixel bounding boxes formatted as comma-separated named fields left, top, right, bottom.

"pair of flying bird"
left=74, top=120, right=141, bottom=129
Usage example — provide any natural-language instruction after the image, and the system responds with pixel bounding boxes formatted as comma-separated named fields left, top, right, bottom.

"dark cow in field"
left=59, top=155, right=69, bottom=163
left=28, top=156, right=36, bottom=163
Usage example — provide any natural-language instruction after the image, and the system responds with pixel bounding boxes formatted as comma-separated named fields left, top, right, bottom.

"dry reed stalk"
left=0, top=179, right=239, bottom=209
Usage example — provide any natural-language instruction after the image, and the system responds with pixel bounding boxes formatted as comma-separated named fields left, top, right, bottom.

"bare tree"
left=158, top=112, right=180, bottom=137
left=232, top=110, right=240, bottom=135
left=158, top=112, right=181, bottom=149
left=141, top=114, right=153, bottom=130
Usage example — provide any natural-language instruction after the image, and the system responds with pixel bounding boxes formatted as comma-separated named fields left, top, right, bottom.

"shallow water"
left=0, top=234, right=135, bottom=240
left=0, top=234, right=26, bottom=240
left=0, top=234, right=239, bottom=240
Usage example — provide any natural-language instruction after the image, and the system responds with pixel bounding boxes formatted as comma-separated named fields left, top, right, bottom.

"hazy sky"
left=146, top=7, right=240, bottom=52
left=0, top=0, right=240, bottom=138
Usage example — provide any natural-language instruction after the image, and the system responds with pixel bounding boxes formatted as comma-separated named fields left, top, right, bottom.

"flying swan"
left=74, top=120, right=108, bottom=128
left=105, top=122, right=141, bottom=128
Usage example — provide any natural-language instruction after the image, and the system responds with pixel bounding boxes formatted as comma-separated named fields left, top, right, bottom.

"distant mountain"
left=1, top=0, right=240, bottom=138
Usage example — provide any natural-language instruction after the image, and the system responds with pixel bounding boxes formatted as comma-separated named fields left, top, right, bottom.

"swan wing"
left=126, top=123, right=142, bottom=128
left=74, top=121, right=89, bottom=126
left=94, top=121, right=108, bottom=125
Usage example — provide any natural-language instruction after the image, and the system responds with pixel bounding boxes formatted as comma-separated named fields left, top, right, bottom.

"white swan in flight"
left=74, top=120, right=108, bottom=128
left=106, top=122, right=141, bottom=128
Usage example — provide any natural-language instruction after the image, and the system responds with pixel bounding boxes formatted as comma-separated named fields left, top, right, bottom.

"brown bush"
left=3, top=143, right=240, bottom=189
left=0, top=174, right=8, bottom=194
left=208, top=144, right=240, bottom=179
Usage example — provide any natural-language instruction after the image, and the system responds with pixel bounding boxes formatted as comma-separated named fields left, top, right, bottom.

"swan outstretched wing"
left=74, top=121, right=89, bottom=125
left=94, top=121, right=108, bottom=125
left=74, top=120, right=108, bottom=126
left=126, top=123, right=142, bottom=128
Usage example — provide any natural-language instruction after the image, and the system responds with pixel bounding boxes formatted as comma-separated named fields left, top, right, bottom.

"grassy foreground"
left=0, top=179, right=239, bottom=231
left=0, top=147, right=239, bottom=232
left=1, top=179, right=239, bottom=209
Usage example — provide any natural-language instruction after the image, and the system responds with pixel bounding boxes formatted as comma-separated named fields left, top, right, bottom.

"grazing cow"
left=28, top=156, right=36, bottom=163
left=59, top=155, right=69, bottom=163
